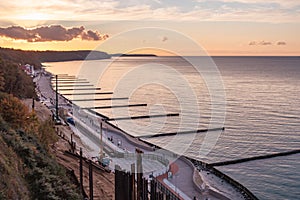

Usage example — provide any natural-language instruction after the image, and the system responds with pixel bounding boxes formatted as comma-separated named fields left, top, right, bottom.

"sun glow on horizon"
left=17, top=13, right=51, bottom=21
left=0, top=0, right=300, bottom=56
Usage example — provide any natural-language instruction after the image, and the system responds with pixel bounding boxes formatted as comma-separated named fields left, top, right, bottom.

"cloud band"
left=0, top=25, right=108, bottom=42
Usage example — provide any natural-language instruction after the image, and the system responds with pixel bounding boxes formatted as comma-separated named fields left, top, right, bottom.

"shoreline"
left=35, top=69, right=258, bottom=200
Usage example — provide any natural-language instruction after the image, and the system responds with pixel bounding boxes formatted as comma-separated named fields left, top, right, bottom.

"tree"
left=0, top=93, right=29, bottom=129
left=0, top=57, right=35, bottom=98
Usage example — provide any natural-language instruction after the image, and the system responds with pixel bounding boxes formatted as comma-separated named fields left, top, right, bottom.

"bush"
left=0, top=93, right=29, bottom=129
left=37, top=118, right=58, bottom=150
left=0, top=92, right=58, bottom=150
left=1, top=127, right=81, bottom=200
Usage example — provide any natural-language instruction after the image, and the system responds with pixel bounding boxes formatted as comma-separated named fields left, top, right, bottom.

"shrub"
left=1, top=128, right=81, bottom=200
left=0, top=93, right=29, bottom=129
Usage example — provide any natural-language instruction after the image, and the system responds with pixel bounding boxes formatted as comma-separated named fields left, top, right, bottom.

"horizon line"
left=1, top=46, right=299, bottom=57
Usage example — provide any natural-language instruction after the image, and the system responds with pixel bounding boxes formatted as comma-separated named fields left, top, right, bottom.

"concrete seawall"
left=188, top=158, right=259, bottom=200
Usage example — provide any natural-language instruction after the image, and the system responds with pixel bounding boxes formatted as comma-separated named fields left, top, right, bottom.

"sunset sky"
left=0, top=0, right=299, bottom=56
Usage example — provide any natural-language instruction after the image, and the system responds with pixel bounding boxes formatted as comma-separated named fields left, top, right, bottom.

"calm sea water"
left=45, top=56, right=300, bottom=199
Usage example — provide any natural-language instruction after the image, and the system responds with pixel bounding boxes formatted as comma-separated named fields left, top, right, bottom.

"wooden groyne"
left=210, top=149, right=300, bottom=167
left=51, top=80, right=90, bottom=84
left=53, top=78, right=87, bottom=81
left=57, top=87, right=101, bottom=91
left=83, top=104, right=147, bottom=110
left=62, top=92, right=113, bottom=95
left=106, top=113, right=179, bottom=121
left=54, top=84, right=94, bottom=87
left=71, top=97, right=128, bottom=102
left=139, top=127, right=225, bottom=138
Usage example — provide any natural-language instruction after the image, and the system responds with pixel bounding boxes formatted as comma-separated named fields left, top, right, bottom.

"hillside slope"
left=0, top=131, right=30, bottom=199
left=0, top=93, right=82, bottom=200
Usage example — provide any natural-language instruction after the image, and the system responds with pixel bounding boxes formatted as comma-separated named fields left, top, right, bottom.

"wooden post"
left=128, top=171, right=132, bottom=200
left=70, top=134, right=74, bottom=153
left=89, top=160, right=93, bottom=200
left=124, top=171, right=130, bottom=200
left=136, top=148, right=143, bottom=199
left=32, top=97, right=35, bottom=112
left=151, top=180, right=157, bottom=200
left=143, top=178, right=148, bottom=200
left=131, top=163, right=136, bottom=200
left=79, top=148, right=83, bottom=196
left=73, top=142, right=76, bottom=152
left=166, top=193, right=170, bottom=200
left=115, top=165, right=122, bottom=200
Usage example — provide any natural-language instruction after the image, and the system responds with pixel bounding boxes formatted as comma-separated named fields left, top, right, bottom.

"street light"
left=99, top=118, right=103, bottom=160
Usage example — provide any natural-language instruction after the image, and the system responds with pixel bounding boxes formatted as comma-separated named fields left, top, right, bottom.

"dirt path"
left=54, top=149, right=115, bottom=200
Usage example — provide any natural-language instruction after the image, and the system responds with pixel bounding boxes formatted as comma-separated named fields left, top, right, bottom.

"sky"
left=0, top=0, right=299, bottom=56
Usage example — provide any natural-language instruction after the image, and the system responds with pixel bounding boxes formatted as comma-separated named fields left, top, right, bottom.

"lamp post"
left=55, top=75, right=58, bottom=120
left=99, top=119, right=103, bottom=160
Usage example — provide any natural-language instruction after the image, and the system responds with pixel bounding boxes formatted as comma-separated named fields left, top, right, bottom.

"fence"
left=115, top=165, right=181, bottom=200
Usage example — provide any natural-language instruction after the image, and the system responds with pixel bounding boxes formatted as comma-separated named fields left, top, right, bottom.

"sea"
left=45, top=56, right=300, bottom=200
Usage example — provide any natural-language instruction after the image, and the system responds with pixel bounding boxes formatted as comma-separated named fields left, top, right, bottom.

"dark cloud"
left=277, top=41, right=286, bottom=45
left=0, top=25, right=108, bottom=42
left=81, top=30, right=109, bottom=41
left=161, top=36, right=168, bottom=42
left=249, top=40, right=272, bottom=46
left=259, top=41, right=272, bottom=45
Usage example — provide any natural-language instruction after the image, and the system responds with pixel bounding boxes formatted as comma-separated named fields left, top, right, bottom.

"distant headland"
left=0, top=47, right=157, bottom=69
left=111, top=53, right=157, bottom=57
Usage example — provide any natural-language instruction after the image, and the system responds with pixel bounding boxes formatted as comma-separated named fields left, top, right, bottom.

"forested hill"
left=0, top=47, right=111, bottom=68
left=0, top=48, right=41, bottom=67
left=0, top=58, right=36, bottom=98
left=36, top=50, right=111, bottom=63
left=0, top=48, right=83, bottom=199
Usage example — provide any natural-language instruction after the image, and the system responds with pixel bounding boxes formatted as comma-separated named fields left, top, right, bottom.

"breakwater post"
left=210, top=149, right=300, bottom=167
